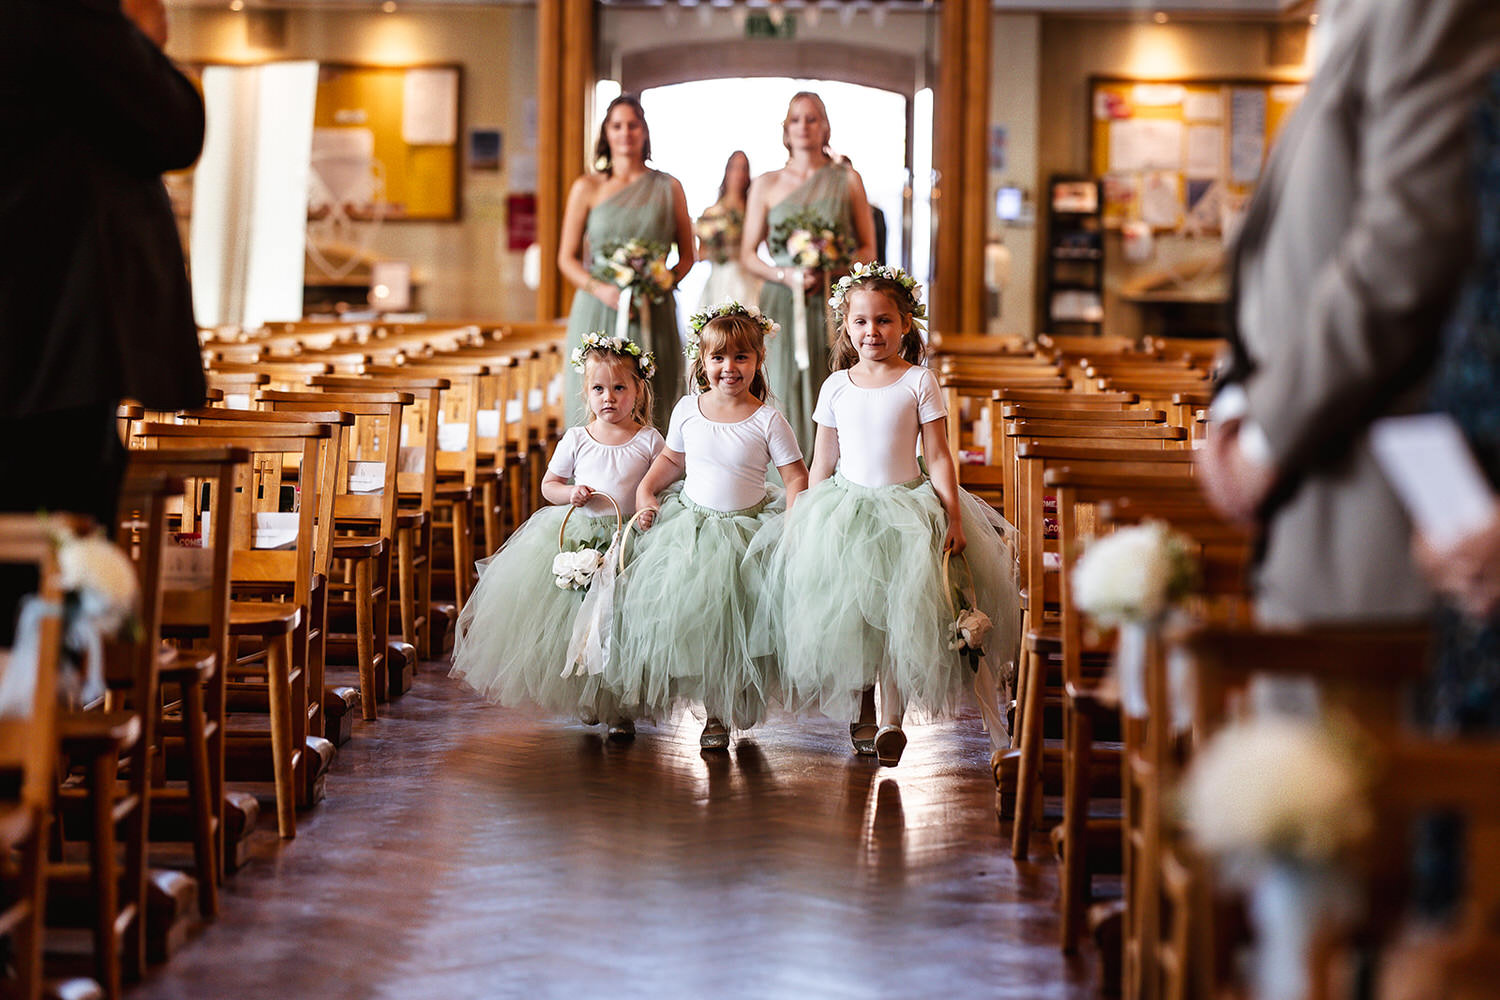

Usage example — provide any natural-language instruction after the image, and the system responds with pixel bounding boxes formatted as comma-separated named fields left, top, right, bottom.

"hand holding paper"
left=1372, top=414, right=1500, bottom=618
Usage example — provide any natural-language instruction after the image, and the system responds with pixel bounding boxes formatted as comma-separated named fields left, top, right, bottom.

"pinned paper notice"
left=1370, top=414, right=1498, bottom=548
left=402, top=68, right=458, bottom=146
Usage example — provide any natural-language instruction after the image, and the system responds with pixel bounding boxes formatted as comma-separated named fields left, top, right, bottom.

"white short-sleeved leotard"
left=546, top=424, right=665, bottom=517
left=812, top=365, right=947, bottom=488
left=665, top=395, right=803, bottom=512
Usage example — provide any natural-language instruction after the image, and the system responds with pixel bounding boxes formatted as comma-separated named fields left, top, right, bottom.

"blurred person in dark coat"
left=0, top=0, right=205, bottom=637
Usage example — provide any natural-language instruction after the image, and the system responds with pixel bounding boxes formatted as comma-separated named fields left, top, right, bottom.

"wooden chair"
left=1166, top=624, right=1431, bottom=1000
left=1047, top=467, right=1208, bottom=952
left=938, top=369, right=1070, bottom=461
left=1370, top=740, right=1500, bottom=1000
left=360, top=360, right=506, bottom=558
left=133, top=422, right=336, bottom=839
left=1168, top=392, right=1214, bottom=444
left=1036, top=332, right=1144, bottom=359
left=928, top=331, right=1034, bottom=356
left=1006, top=436, right=1194, bottom=862
left=0, top=516, right=65, bottom=1000
left=258, top=391, right=404, bottom=715
left=49, top=482, right=173, bottom=997
left=125, top=447, right=246, bottom=908
left=171, top=409, right=348, bottom=741
left=305, top=375, right=475, bottom=620
left=1092, top=496, right=1251, bottom=1000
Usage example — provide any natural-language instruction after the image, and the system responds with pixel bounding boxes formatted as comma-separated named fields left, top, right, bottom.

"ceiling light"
left=1153, top=10, right=1168, bottom=23
left=381, top=0, right=397, bottom=11
left=229, top=0, right=243, bottom=10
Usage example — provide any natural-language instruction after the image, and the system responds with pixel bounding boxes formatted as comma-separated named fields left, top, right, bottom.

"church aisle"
left=129, top=662, right=1097, bottom=1000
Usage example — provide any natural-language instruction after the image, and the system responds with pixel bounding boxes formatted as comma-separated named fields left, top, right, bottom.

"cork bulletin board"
left=312, top=63, right=462, bottom=221
left=1088, top=76, right=1306, bottom=232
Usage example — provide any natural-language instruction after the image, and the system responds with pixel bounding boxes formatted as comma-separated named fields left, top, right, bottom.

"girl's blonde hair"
left=578, top=349, right=655, bottom=428
left=782, top=91, right=833, bottom=156
left=688, top=314, right=771, bottom=401
left=830, top=276, right=927, bottom=370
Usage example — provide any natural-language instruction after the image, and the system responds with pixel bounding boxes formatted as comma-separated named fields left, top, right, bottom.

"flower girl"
left=606, top=303, right=808, bottom=750
left=450, top=334, right=663, bottom=738
left=750, top=264, right=1019, bottom=765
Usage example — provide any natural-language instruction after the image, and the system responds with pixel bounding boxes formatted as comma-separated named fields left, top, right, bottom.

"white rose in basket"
left=552, top=548, right=605, bottom=591
left=1073, top=520, right=1197, bottom=627
left=949, top=608, right=994, bottom=655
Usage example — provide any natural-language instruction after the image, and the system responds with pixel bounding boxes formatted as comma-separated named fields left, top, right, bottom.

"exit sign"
left=746, top=11, right=796, bottom=38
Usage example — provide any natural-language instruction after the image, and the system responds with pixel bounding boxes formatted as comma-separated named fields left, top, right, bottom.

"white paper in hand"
left=1370, top=414, right=1498, bottom=549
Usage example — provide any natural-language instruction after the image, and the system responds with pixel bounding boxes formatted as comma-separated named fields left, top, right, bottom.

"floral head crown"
left=684, top=301, right=780, bottom=362
left=828, top=262, right=928, bottom=327
left=571, top=332, right=656, bottom=379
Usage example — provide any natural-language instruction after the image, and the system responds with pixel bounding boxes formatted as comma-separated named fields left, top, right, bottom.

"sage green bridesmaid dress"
left=756, top=163, right=858, bottom=456
left=563, top=170, right=685, bottom=431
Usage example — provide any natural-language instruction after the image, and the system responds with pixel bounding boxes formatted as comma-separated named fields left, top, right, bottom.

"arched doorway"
left=537, top=0, right=992, bottom=333
left=626, top=76, right=920, bottom=327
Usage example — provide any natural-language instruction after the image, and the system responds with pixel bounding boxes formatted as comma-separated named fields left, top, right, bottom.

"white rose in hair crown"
left=683, top=301, right=780, bottom=362
left=829, top=262, right=929, bottom=331
left=570, top=332, right=657, bottom=379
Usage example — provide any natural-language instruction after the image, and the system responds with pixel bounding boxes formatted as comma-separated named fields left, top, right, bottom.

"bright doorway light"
left=640, top=78, right=910, bottom=326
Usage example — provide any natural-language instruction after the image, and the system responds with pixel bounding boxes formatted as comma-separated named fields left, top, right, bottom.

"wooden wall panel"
left=536, top=0, right=594, bottom=321
left=933, top=0, right=990, bottom=335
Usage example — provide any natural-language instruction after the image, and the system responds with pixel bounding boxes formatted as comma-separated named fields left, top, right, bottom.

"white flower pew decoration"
left=1181, top=715, right=1373, bottom=1000
left=1072, top=519, right=1198, bottom=720
left=1, top=520, right=140, bottom=714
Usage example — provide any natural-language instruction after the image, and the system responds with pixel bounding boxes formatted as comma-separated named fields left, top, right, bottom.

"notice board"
left=1088, top=76, right=1306, bottom=232
left=312, top=63, right=462, bottom=221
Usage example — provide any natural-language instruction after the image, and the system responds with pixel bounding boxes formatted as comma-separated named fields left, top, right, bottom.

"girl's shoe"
left=606, top=719, right=636, bottom=741
left=849, top=723, right=878, bottom=756
left=874, top=725, right=907, bottom=767
left=700, top=718, right=730, bottom=750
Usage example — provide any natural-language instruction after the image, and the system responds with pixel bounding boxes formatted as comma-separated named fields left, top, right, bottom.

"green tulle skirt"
left=449, top=505, right=626, bottom=720
left=746, top=474, right=1020, bottom=721
left=604, top=487, right=785, bottom=729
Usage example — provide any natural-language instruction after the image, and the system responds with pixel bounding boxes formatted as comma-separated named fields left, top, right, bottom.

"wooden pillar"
left=932, top=0, right=991, bottom=335
left=536, top=0, right=595, bottom=321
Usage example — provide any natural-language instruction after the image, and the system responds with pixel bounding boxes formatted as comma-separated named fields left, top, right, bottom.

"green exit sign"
left=746, top=11, right=796, bottom=38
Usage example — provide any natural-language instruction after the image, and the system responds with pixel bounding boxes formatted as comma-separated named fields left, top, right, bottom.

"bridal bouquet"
left=694, top=206, right=743, bottom=265
left=770, top=210, right=850, bottom=271
left=592, top=239, right=674, bottom=302
left=552, top=546, right=606, bottom=591
left=1072, top=520, right=1197, bottom=627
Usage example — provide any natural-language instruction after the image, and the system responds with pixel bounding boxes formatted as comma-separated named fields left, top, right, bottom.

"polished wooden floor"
left=129, top=659, right=1097, bottom=1000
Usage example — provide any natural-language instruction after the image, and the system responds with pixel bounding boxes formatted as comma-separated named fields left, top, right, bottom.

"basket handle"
left=942, top=546, right=976, bottom=619
left=557, top=491, right=622, bottom=552
left=618, top=507, right=652, bottom=572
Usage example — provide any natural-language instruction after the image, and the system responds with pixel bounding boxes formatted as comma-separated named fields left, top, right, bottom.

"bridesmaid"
left=696, top=150, right=760, bottom=308
left=559, top=94, right=694, bottom=430
left=740, top=91, right=876, bottom=455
